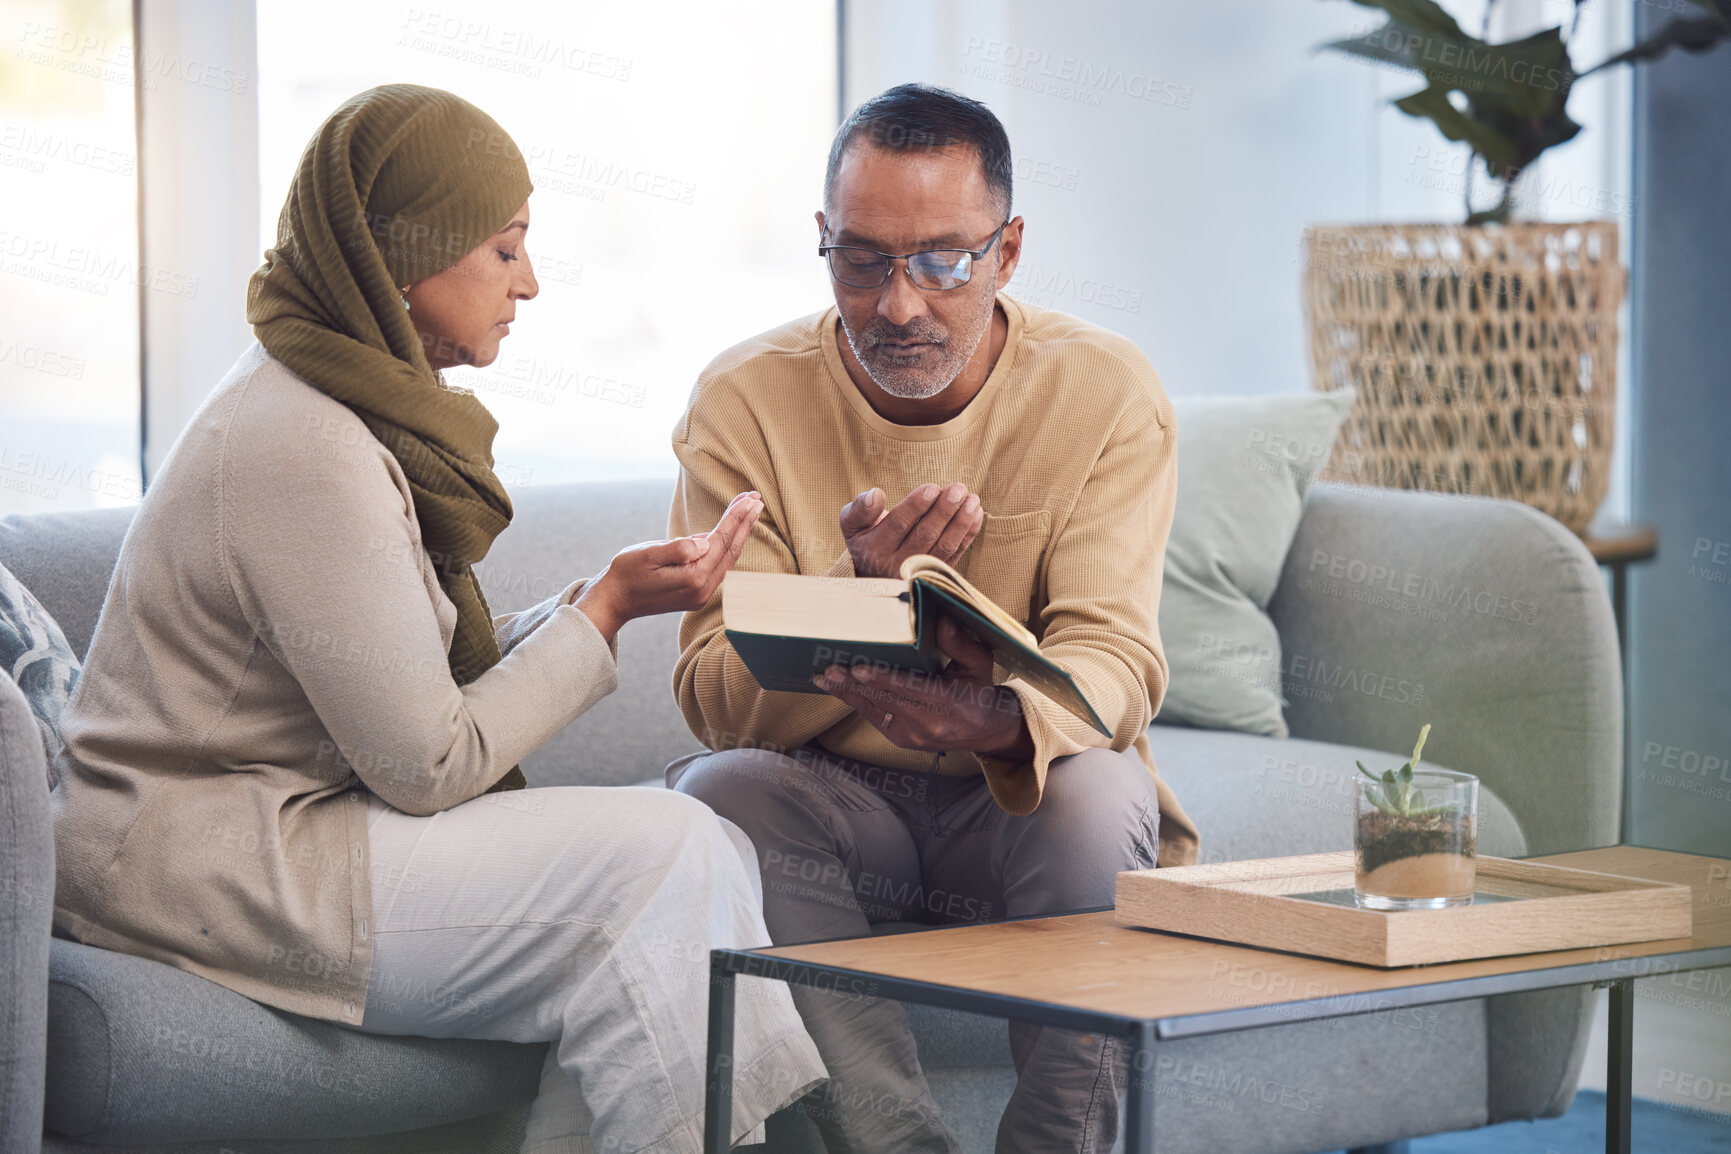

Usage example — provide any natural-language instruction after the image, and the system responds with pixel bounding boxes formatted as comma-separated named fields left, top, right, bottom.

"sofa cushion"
left=0, top=507, right=134, bottom=662
left=0, top=560, right=82, bottom=789
left=39, top=1108, right=531, bottom=1154
left=45, top=939, right=542, bottom=1144
left=40, top=1107, right=526, bottom=1154
left=1157, top=390, right=1354, bottom=739
left=1269, top=484, right=1620, bottom=857
left=1147, top=723, right=1526, bottom=864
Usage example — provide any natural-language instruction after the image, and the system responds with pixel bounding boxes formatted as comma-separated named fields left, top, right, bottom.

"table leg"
left=1124, top=1020, right=1156, bottom=1153
left=1606, top=979, right=1634, bottom=1154
left=704, top=961, right=736, bottom=1154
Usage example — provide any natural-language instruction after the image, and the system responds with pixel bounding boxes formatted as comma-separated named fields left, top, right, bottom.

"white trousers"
left=358, top=786, right=827, bottom=1153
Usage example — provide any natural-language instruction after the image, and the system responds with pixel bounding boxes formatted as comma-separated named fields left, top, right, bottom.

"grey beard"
left=843, top=287, right=997, bottom=401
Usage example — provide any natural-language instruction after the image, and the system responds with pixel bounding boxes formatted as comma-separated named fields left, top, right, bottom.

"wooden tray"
left=1115, top=852, right=1694, bottom=968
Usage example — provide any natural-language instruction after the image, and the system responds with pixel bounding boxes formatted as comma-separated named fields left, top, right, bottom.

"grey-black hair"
left=823, top=83, right=1013, bottom=219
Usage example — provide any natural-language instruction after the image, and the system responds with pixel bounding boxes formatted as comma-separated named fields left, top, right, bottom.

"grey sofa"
left=0, top=478, right=1621, bottom=1154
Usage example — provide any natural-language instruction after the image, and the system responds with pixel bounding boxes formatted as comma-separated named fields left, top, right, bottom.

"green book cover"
left=722, top=632, right=939, bottom=695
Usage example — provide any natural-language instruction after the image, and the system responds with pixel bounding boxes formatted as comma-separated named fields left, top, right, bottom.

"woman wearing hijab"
left=50, top=84, right=824, bottom=1151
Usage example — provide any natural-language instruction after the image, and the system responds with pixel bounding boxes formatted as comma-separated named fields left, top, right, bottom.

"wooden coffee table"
left=703, top=846, right=1731, bottom=1154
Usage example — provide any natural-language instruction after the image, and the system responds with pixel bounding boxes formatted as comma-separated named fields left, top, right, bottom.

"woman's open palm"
left=575, top=491, right=763, bottom=639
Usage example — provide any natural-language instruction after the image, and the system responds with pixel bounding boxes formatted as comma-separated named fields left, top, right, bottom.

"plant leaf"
left=1462, top=89, right=1583, bottom=182
left=1476, top=25, right=1577, bottom=116
left=1358, top=760, right=1382, bottom=781
left=1393, top=85, right=1524, bottom=168
left=1320, top=4, right=1593, bottom=208
left=1323, top=15, right=1574, bottom=111
left=1411, top=722, right=1432, bottom=766
left=1320, top=26, right=1480, bottom=83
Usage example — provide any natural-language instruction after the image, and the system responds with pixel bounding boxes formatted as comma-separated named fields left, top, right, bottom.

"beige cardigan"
left=52, top=343, right=618, bottom=1024
left=669, top=295, right=1199, bottom=867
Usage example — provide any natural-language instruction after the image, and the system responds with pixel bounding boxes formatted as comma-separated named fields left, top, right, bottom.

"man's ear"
left=815, top=210, right=828, bottom=243
left=995, top=216, right=1024, bottom=290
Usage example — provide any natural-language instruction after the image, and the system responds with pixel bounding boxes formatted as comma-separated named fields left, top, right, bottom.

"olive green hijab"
left=247, top=84, right=533, bottom=791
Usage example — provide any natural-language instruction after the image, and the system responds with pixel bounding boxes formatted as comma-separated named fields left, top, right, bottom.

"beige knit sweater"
left=670, top=294, right=1199, bottom=867
left=52, top=343, right=618, bottom=1024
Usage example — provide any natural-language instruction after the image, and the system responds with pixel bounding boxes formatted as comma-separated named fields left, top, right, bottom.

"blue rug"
left=1404, top=1091, right=1731, bottom=1151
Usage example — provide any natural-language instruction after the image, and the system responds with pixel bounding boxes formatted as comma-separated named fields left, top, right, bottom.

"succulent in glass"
left=1321, top=0, right=1731, bottom=223
left=1356, top=722, right=1444, bottom=818
left=1354, top=723, right=1480, bottom=909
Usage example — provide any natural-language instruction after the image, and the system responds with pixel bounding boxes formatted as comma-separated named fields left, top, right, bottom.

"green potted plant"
left=1303, top=0, right=1730, bottom=532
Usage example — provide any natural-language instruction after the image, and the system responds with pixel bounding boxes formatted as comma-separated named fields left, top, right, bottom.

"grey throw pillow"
left=1157, top=389, right=1355, bottom=737
left=0, top=561, right=82, bottom=789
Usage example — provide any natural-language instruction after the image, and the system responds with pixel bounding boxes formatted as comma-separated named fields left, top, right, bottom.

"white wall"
left=136, top=0, right=259, bottom=482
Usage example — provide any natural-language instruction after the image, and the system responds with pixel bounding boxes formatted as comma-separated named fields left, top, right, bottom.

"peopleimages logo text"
left=960, top=37, right=1193, bottom=108
left=1347, top=23, right=1572, bottom=92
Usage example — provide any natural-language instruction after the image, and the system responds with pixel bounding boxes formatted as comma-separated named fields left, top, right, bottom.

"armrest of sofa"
left=1267, top=484, right=1621, bottom=855
left=1, top=675, right=52, bottom=1151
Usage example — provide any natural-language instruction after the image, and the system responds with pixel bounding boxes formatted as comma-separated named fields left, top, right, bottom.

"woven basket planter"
left=1303, top=221, right=1623, bottom=533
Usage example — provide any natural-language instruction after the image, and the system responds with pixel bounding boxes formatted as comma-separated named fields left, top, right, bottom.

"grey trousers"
left=668, top=742, right=1161, bottom=1154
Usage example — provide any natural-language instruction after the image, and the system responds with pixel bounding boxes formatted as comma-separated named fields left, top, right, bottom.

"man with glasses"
left=666, top=83, right=1196, bottom=1153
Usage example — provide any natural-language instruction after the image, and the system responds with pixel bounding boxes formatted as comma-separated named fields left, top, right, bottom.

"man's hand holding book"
left=811, top=614, right=1035, bottom=763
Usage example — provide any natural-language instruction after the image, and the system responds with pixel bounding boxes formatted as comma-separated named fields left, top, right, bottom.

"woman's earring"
left=399, top=285, right=412, bottom=312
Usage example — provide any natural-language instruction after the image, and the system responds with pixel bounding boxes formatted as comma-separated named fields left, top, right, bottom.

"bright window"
left=255, top=1, right=837, bottom=486
left=0, top=0, right=143, bottom=515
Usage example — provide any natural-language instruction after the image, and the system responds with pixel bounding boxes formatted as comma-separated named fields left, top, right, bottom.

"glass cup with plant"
left=1354, top=724, right=1480, bottom=910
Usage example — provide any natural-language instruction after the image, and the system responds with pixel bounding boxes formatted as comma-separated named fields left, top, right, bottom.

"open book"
left=722, top=554, right=1111, bottom=737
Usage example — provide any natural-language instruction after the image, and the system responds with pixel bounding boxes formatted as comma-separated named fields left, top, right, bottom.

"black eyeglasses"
left=819, top=220, right=1011, bottom=291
